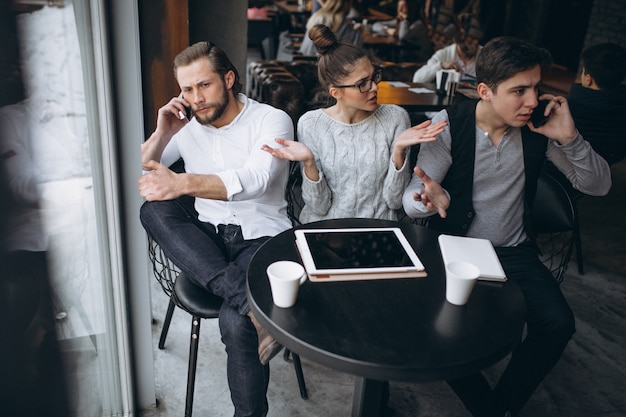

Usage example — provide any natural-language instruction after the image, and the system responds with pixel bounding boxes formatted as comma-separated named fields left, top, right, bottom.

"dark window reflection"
left=0, top=3, right=70, bottom=416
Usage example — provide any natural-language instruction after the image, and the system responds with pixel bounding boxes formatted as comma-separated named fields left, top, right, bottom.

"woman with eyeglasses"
left=262, top=24, right=446, bottom=224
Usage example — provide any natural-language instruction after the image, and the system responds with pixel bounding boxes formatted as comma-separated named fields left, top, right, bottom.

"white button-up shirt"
left=161, top=94, right=294, bottom=239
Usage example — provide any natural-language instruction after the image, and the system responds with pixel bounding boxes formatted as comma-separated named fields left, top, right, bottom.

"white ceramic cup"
left=445, top=261, right=480, bottom=305
left=266, top=261, right=307, bottom=308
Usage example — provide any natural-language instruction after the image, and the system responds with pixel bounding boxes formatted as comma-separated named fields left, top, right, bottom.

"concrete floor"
left=141, top=158, right=626, bottom=417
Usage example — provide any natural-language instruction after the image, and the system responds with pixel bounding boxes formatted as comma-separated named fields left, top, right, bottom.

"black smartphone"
left=530, top=100, right=550, bottom=127
left=181, top=94, right=192, bottom=120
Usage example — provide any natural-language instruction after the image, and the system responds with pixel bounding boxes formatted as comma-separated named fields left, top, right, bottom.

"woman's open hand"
left=261, top=138, right=314, bottom=162
left=392, top=119, right=447, bottom=168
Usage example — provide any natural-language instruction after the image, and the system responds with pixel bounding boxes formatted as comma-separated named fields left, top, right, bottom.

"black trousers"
left=448, top=241, right=576, bottom=417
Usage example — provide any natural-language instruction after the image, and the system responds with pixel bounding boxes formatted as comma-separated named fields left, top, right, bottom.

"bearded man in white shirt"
left=138, top=41, right=293, bottom=417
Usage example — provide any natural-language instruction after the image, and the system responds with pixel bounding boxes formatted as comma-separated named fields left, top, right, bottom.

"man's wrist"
left=554, top=129, right=580, bottom=146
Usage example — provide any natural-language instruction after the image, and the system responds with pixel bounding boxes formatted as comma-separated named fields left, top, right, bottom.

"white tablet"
left=294, top=227, right=426, bottom=281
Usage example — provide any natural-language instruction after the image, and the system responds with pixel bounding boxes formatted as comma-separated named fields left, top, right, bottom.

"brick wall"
left=584, top=0, right=626, bottom=50
left=578, top=0, right=626, bottom=76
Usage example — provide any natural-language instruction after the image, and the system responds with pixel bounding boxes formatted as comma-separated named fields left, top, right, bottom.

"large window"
left=1, top=1, right=154, bottom=415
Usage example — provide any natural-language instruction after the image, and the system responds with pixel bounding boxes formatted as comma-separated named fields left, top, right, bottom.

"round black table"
left=247, top=218, right=526, bottom=417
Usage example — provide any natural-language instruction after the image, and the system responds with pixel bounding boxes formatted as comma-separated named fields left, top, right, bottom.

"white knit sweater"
left=296, top=104, right=411, bottom=223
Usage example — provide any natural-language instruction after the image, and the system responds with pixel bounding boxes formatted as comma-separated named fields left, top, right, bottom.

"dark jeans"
left=140, top=197, right=270, bottom=417
left=448, top=241, right=576, bottom=417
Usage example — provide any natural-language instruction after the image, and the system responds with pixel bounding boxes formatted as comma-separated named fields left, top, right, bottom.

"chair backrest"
left=531, top=170, right=576, bottom=233
left=285, top=161, right=304, bottom=226
left=261, top=72, right=305, bottom=123
left=530, top=170, right=577, bottom=283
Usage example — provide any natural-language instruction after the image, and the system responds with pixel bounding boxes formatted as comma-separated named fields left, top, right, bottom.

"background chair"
left=148, top=235, right=308, bottom=416
left=285, top=160, right=305, bottom=226
left=541, top=161, right=586, bottom=274
left=530, top=169, right=582, bottom=283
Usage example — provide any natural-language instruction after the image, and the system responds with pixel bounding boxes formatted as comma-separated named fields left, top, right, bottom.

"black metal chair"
left=148, top=235, right=308, bottom=417
left=530, top=169, right=582, bottom=283
left=285, top=160, right=305, bottom=226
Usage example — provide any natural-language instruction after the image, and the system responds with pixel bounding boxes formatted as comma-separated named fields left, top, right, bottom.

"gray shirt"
left=402, top=109, right=611, bottom=247
left=297, top=105, right=411, bottom=223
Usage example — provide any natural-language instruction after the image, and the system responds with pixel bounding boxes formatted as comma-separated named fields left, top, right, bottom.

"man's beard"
left=194, top=82, right=230, bottom=126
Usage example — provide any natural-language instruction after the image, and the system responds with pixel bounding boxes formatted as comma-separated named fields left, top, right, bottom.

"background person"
left=276, top=0, right=361, bottom=60
left=312, top=0, right=325, bottom=13
left=403, top=36, right=611, bottom=416
left=568, top=42, right=626, bottom=165
left=0, top=99, right=72, bottom=417
left=263, top=24, right=446, bottom=224
left=138, top=41, right=293, bottom=417
left=372, top=0, right=434, bottom=62
left=395, top=0, right=433, bottom=59
left=412, top=24, right=482, bottom=83
left=298, top=0, right=363, bottom=56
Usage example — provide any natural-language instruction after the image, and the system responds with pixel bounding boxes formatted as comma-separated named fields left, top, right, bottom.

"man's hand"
left=141, top=95, right=191, bottom=166
left=441, top=61, right=461, bottom=72
left=138, top=160, right=182, bottom=201
left=154, top=95, right=190, bottom=137
left=528, top=94, right=578, bottom=144
left=413, top=166, right=449, bottom=218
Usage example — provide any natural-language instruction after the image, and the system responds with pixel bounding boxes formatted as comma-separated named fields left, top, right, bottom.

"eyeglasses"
left=334, top=70, right=382, bottom=93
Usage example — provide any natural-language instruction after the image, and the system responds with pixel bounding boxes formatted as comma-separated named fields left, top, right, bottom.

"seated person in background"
left=372, top=0, right=434, bottom=62
left=568, top=42, right=626, bottom=165
left=138, top=41, right=292, bottom=417
left=312, top=0, right=325, bottom=13
left=412, top=23, right=482, bottom=83
left=403, top=36, right=611, bottom=417
left=263, top=24, right=446, bottom=224
left=276, top=0, right=359, bottom=60
left=298, top=0, right=363, bottom=56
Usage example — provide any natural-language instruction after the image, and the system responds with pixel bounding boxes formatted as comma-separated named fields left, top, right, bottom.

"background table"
left=376, top=81, right=470, bottom=112
left=247, top=218, right=526, bottom=416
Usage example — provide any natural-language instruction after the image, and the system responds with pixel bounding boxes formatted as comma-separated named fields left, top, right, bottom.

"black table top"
left=247, top=218, right=526, bottom=382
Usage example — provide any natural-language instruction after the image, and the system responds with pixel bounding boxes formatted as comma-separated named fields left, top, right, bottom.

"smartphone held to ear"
left=530, top=100, right=550, bottom=127
left=179, top=94, right=192, bottom=120
left=178, top=106, right=192, bottom=120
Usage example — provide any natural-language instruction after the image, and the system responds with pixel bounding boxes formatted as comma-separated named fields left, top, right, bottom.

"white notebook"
left=438, top=234, right=507, bottom=282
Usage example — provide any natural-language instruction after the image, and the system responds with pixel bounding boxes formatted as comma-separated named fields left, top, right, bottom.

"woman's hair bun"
left=309, top=24, right=339, bottom=55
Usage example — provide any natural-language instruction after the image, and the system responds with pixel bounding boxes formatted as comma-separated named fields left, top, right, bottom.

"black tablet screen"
left=303, top=230, right=414, bottom=270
